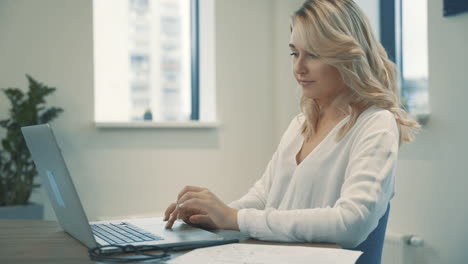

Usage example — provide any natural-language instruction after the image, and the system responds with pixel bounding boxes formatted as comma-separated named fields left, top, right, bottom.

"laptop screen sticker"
left=46, top=170, right=66, bottom=208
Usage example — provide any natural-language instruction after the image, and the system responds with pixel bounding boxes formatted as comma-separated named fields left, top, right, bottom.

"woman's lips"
left=298, top=80, right=315, bottom=86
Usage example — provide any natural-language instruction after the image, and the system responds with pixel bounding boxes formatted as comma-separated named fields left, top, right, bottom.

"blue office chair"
left=349, top=205, right=390, bottom=264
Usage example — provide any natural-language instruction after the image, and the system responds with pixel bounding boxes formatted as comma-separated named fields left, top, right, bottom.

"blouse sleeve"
left=236, top=112, right=399, bottom=248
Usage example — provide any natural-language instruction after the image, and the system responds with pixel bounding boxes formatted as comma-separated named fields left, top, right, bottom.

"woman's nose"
left=294, top=57, right=307, bottom=75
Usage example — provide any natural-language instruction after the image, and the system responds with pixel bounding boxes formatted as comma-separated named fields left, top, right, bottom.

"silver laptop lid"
left=22, top=124, right=97, bottom=248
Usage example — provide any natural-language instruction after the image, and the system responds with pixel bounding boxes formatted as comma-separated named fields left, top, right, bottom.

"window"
left=93, top=0, right=216, bottom=126
left=380, top=0, right=430, bottom=123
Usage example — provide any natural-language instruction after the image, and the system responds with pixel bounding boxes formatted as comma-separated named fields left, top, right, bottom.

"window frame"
left=190, top=0, right=200, bottom=121
left=93, top=0, right=218, bottom=128
left=380, top=0, right=430, bottom=124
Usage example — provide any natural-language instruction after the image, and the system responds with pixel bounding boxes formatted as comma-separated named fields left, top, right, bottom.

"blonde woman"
left=164, top=0, right=419, bottom=262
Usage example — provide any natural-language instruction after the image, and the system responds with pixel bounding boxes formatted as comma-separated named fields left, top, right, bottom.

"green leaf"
left=1, top=140, right=12, bottom=153
left=3, top=88, right=25, bottom=104
left=0, top=119, right=10, bottom=129
left=39, top=107, right=64, bottom=124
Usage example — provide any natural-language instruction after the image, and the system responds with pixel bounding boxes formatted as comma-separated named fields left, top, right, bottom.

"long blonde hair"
left=292, top=0, right=420, bottom=145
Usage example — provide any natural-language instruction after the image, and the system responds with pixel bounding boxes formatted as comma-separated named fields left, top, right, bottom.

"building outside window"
left=94, top=0, right=200, bottom=124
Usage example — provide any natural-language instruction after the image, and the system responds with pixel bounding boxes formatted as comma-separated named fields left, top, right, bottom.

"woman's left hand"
left=164, top=186, right=239, bottom=231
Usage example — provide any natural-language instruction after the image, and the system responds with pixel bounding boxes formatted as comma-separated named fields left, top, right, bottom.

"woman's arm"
left=163, top=115, right=302, bottom=230
left=163, top=155, right=277, bottom=229
left=236, top=124, right=399, bottom=248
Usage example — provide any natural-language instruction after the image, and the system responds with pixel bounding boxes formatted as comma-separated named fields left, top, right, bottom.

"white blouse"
left=229, top=105, right=399, bottom=248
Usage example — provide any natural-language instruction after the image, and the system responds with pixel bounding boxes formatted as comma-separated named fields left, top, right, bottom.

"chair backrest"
left=351, top=205, right=390, bottom=264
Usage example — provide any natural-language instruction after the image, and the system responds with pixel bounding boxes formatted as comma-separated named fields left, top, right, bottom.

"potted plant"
left=0, top=75, right=63, bottom=219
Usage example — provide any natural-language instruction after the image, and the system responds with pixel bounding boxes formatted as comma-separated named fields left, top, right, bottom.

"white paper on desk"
left=168, top=243, right=362, bottom=264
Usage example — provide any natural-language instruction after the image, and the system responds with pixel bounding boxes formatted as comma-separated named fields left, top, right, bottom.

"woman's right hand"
left=163, top=203, right=185, bottom=227
left=163, top=203, right=177, bottom=221
left=163, top=202, right=209, bottom=229
left=163, top=185, right=236, bottom=230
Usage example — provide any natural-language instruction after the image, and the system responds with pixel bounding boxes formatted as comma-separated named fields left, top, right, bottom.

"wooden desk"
left=0, top=220, right=338, bottom=263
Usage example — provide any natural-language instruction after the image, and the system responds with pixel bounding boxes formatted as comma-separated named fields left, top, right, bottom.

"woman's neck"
left=317, top=94, right=351, bottom=123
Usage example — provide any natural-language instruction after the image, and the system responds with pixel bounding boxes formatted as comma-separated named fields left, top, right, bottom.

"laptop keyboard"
left=91, top=222, right=164, bottom=245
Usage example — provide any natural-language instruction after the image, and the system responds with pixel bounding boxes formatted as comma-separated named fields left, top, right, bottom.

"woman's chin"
left=301, top=91, right=319, bottom=99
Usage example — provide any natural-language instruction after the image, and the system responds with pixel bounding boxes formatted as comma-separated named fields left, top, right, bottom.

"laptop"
left=21, top=124, right=225, bottom=252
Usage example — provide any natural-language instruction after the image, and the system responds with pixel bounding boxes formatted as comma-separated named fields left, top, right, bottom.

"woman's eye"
left=289, top=52, right=318, bottom=58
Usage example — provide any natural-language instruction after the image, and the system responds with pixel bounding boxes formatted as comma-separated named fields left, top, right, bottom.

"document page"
left=168, top=243, right=362, bottom=264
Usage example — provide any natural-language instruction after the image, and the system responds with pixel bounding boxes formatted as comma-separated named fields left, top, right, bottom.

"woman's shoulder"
left=360, top=105, right=396, bottom=122
left=355, top=105, right=399, bottom=135
left=275, top=113, right=305, bottom=144
left=287, top=113, right=306, bottom=132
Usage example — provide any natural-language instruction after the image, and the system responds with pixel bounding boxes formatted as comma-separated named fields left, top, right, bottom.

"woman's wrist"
left=226, top=207, right=239, bottom=231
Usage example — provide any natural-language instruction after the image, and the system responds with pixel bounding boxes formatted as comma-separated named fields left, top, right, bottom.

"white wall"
left=272, top=0, right=304, bottom=142
left=354, top=0, right=380, bottom=39
left=0, top=0, right=275, bottom=220
left=389, top=1, right=468, bottom=263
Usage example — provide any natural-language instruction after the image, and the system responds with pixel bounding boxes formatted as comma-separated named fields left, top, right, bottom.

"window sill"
left=95, top=121, right=221, bottom=129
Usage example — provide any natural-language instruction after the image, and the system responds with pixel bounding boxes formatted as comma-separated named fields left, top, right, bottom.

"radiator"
left=381, top=231, right=424, bottom=264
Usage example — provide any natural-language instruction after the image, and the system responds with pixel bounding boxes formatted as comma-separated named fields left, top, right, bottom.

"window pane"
left=401, top=0, right=429, bottom=116
left=94, top=0, right=192, bottom=122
